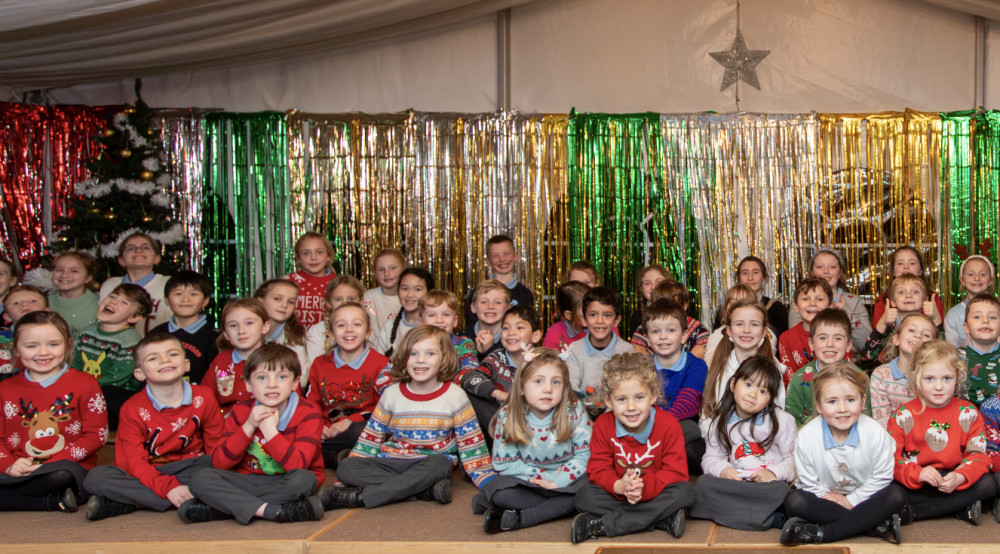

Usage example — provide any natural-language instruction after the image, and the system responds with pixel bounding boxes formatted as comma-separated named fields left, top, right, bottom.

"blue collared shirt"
left=583, top=331, right=621, bottom=357
left=168, top=314, right=208, bottom=334
left=655, top=351, right=688, bottom=373
left=821, top=418, right=860, bottom=449
left=969, top=342, right=1000, bottom=356
left=146, top=380, right=194, bottom=411
left=122, top=272, right=156, bottom=287
left=614, top=407, right=656, bottom=444
left=232, top=350, right=248, bottom=364
left=24, top=364, right=69, bottom=388
left=267, top=321, right=286, bottom=343
left=727, top=410, right=768, bottom=425
left=889, top=358, right=906, bottom=380
left=334, top=347, right=370, bottom=369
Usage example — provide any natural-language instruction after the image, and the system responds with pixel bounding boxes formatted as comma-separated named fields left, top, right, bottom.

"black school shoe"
left=993, top=498, right=1000, bottom=524
left=779, top=517, right=824, bottom=546
left=319, top=485, right=364, bottom=510
left=85, top=495, right=137, bottom=521
left=416, top=479, right=451, bottom=504
left=570, top=512, right=606, bottom=544
left=483, top=509, right=521, bottom=534
left=177, top=499, right=229, bottom=523
left=50, top=488, right=78, bottom=513
left=274, top=496, right=324, bottom=523
left=654, top=508, right=685, bottom=538
left=956, top=500, right=981, bottom=525
left=865, top=513, right=901, bottom=544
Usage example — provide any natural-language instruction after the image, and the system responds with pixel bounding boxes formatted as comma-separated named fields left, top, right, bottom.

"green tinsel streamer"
left=974, top=111, right=1000, bottom=271
left=940, top=110, right=974, bottom=304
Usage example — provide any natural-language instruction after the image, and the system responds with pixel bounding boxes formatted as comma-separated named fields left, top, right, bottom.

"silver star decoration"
left=710, top=29, right=770, bottom=91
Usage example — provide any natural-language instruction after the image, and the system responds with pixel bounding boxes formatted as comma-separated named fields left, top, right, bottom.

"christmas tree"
left=53, top=80, right=184, bottom=279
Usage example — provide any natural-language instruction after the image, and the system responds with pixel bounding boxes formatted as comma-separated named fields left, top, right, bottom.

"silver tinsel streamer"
left=157, top=110, right=210, bottom=272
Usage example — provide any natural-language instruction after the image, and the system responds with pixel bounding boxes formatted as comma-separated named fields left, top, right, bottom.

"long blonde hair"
left=702, top=299, right=772, bottom=420
left=497, top=349, right=578, bottom=445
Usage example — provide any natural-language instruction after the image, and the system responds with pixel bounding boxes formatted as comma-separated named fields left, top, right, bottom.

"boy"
left=960, top=294, right=1000, bottom=406
left=632, top=280, right=709, bottom=359
left=464, top=235, right=534, bottom=329
left=0, top=285, right=49, bottom=381
left=181, top=344, right=325, bottom=524
left=572, top=352, right=694, bottom=543
left=565, top=287, right=636, bottom=417
left=460, top=279, right=511, bottom=360
left=74, top=283, right=152, bottom=430
left=83, top=333, right=224, bottom=520
left=785, top=308, right=867, bottom=426
left=643, top=300, right=707, bottom=475
left=150, top=271, right=219, bottom=385
left=778, top=277, right=833, bottom=376
left=100, top=232, right=172, bottom=336
left=0, top=257, right=19, bottom=333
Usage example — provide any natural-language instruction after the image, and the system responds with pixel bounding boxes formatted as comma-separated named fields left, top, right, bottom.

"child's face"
left=727, top=306, right=766, bottom=354
left=892, top=318, right=937, bottom=357
left=224, top=307, right=270, bottom=354
left=584, top=301, right=620, bottom=345
left=0, top=264, right=16, bottom=298
left=486, top=241, right=516, bottom=277
left=568, top=269, right=597, bottom=287
left=729, top=374, right=771, bottom=419
left=420, top=303, right=458, bottom=334
left=794, top=287, right=831, bottom=325
left=134, top=339, right=190, bottom=385
left=331, top=305, right=370, bottom=353
left=166, top=285, right=210, bottom=320
left=471, top=289, right=509, bottom=326
left=4, top=290, right=47, bottom=322
left=606, top=378, right=655, bottom=434
left=118, top=236, right=160, bottom=272
left=16, top=323, right=67, bottom=378
left=501, top=314, right=542, bottom=354
left=51, top=257, right=91, bottom=294
left=296, top=237, right=331, bottom=276
left=261, top=283, right=298, bottom=324
left=374, top=255, right=403, bottom=290
left=406, top=337, right=443, bottom=386
left=738, top=261, right=765, bottom=294
left=811, top=253, right=841, bottom=292
left=645, top=316, right=684, bottom=359
left=639, top=270, right=666, bottom=302
left=961, top=259, right=994, bottom=295
left=398, top=274, right=428, bottom=314
left=97, top=292, right=143, bottom=326
left=918, top=361, right=957, bottom=409
left=808, top=323, right=850, bottom=365
left=248, top=366, right=296, bottom=409
left=327, top=283, right=360, bottom=312
left=964, top=302, right=1000, bottom=346
left=892, top=249, right=921, bottom=278
left=522, top=363, right=565, bottom=419
left=891, top=281, right=926, bottom=314
left=815, top=378, right=864, bottom=439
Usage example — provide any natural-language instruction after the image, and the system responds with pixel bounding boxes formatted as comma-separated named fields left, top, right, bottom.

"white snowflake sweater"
left=491, top=399, right=592, bottom=488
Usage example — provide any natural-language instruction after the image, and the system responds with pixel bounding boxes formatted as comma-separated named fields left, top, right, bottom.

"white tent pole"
left=974, top=15, right=985, bottom=108
left=497, top=8, right=511, bottom=111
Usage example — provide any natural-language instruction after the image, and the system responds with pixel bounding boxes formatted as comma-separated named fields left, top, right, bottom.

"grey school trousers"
left=574, top=478, right=695, bottom=537
left=187, top=468, right=318, bottom=524
left=84, top=456, right=212, bottom=511
left=337, top=454, right=453, bottom=508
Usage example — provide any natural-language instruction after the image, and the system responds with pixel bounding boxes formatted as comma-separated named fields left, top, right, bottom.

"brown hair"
left=809, top=308, right=852, bottom=340
left=717, top=284, right=756, bottom=326
left=471, top=279, right=511, bottom=304
left=13, top=311, right=73, bottom=364
left=554, top=280, right=590, bottom=322
left=132, top=331, right=184, bottom=364
left=254, top=279, right=305, bottom=347
left=793, top=276, right=833, bottom=304
left=737, top=256, right=769, bottom=280
left=909, top=339, right=966, bottom=413
left=294, top=231, right=335, bottom=272
left=3, top=285, right=49, bottom=310
left=498, top=349, right=578, bottom=444
left=117, top=232, right=161, bottom=259
left=216, top=298, right=269, bottom=351
left=110, top=283, right=153, bottom=318
left=243, top=343, right=302, bottom=380
left=703, top=299, right=772, bottom=420
left=650, top=279, right=689, bottom=306
left=884, top=313, right=936, bottom=360
left=601, top=352, right=663, bottom=403
left=419, top=290, right=459, bottom=316
left=52, top=251, right=100, bottom=292
left=325, top=275, right=364, bottom=304
left=389, top=325, right=458, bottom=383
left=566, top=261, right=600, bottom=286
left=808, top=249, right=847, bottom=290
left=965, top=293, right=1000, bottom=321
left=642, top=299, right=686, bottom=329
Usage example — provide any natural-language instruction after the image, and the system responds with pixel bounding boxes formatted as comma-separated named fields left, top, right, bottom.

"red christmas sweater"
left=202, top=350, right=251, bottom=412
left=778, top=323, right=813, bottom=378
left=211, top=395, right=325, bottom=485
left=887, top=397, right=991, bottom=490
left=116, top=383, right=225, bottom=498
left=306, top=348, right=388, bottom=426
left=0, top=368, right=108, bottom=473
left=587, top=407, right=687, bottom=502
left=288, top=270, right=337, bottom=329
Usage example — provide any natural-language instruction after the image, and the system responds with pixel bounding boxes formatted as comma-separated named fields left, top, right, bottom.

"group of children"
left=2, top=232, right=1000, bottom=547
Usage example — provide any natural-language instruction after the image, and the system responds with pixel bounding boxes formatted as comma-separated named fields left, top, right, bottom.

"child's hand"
left=624, top=470, right=644, bottom=504
left=529, top=477, right=558, bottom=489
left=166, top=485, right=194, bottom=508
left=831, top=296, right=845, bottom=311
left=475, top=330, right=494, bottom=353
left=6, top=457, right=37, bottom=477
left=324, top=419, right=353, bottom=439
left=820, top=492, right=853, bottom=510
left=938, top=471, right=967, bottom=494
left=925, top=293, right=943, bottom=325
left=918, top=465, right=944, bottom=487
left=877, top=301, right=898, bottom=333
left=749, top=469, right=777, bottom=483
left=257, top=408, right=280, bottom=439
left=720, top=467, right=742, bottom=481
left=491, top=389, right=508, bottom=404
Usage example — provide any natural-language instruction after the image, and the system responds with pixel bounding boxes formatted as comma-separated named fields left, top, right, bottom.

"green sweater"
left=786, top=359, right=871, bottom=427
left=960, top=344, right=1000, bottom=407
left=48, top=290, right=98, bottom=338
left=72, top=323, right=142, bottom=390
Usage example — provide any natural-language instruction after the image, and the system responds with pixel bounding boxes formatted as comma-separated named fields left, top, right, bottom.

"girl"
left=373, top=268, right=433, bottom=357
left=789, top=249, right=872, bottom=355
left=287, top=232, right=337, bottom=330
left=731, top=256, right=789, bottom=336
left=691, top=356, right=795, bottom=530
left=202, top=298, right=271, bottom=412
left=700, top=299, right=786, bottom=436
left=781, top=364, right=904, bottom=545
left=320, top=325, right=494, bottom=511
left=0, top=311, right=107, bottom=512
left=628, top=264, right=671, bottom=336
left=869, top=314, right=937, bottom=426
left=887, top=340, right=996, bottom=524
left=565, top=261, right=600, bottom=288
left=945, top=255, right=996, bottom=348
left=306, top=302, right=389, bottom=468
left=255, top=279, right=318, bottom=381
left=363, top=248, right=405, bottom=330
left=474, top=348, right=592, bottom=533
left=871, top=246, right=944, bottom=328
left=864, top=273, right=942, bottom=364
left=541, top=280, right=590, bottom=351
left=704, top=285, right=778, bottom=363
left=48, top=251, right=100, bottom=337
left=305, top=275, right=366, bottom=368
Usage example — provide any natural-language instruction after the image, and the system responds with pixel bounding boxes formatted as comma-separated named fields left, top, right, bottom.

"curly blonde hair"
left=600, top=352, right=663, bottom=403
left=909, top=339, right=966, bottom=413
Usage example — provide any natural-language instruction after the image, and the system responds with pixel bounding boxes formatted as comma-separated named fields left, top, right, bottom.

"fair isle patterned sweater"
left=351, top=381, right=496, bottom=487
left=490, top=400, right=592, bottom=488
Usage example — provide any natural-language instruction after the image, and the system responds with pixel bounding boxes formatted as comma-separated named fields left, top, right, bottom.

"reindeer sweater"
left=490, top=399, right=592, bottom=489
left=116, top=383, right=224, bottom=498
left=587, top=407, right=687, bottom=502
left=305, top=347, right=388, bottom=426
left=886, top=398, right=992, bottom=490
left=287, top=269, right=337, bottom=329
left=0, top=368, right=108, bottom=474
left=72, top=323, right=142, bottom=391
left=202, top=350, right=251, bottom=412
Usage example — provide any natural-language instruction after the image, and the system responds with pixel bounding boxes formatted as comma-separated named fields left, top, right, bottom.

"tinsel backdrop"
left=2, top=102, right=999, bottom=326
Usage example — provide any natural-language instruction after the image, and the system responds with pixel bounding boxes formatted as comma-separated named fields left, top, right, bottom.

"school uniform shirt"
left=654, top=351, right=707, bottom=421
left=0, top=366, right=108, bottom=473
left=287, top=269, right=337, bottom=329
left=491, top=400, right=592, bottom=488
left=587, top=407, right=688, bottom=501
left=631, top=316, right=710, bottom=355
left=100, top=274, right=171, bottom=337
left=788, top=288, right=871, bottom=354
left=778, top=323, right=813, bottom=379
left=702, top=408, right=796, bottom=481
left=73, top=323, right=143, bottom=391
left=887, top=397, right=991, bottom=489
left=305, top=347, right=388, bottom=426
left=565, top=332, right=636, bottom=412
left=362, top=287, right=401, bottom=331
left=211, top=394, right=325, bottom=485
left=202, top=349, right=251, bottom=412
left=48, top=290, right=99, bottom=337
left=794, top=414, right=894, bottom=507
left=458, top=348, right=518, bottom=400
left=869, top=359, right=914, bottom=427
left=116, top=382, right=224, bottom=498
left=150, top=315, right=220, bottom=385
left=960, top=343, right=1000, bottom=407
left=541, top=320, right=587, bottom=352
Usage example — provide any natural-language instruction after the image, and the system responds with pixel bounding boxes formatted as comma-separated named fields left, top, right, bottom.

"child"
left=542, top=280, right=590, bottom=351
left=565, top=287, right=636, bottom=417
left=73, top=283, right=152, bottom=430
left=887, top=340, right=996, bottom=524
left=255, top=279, right=319, bottom=382
left=786, top=308, right=862, bottom=427
left=864, top=273, right=943, bottom=364
left=305, top=274, right=365, bottom=369
left=726, top=256, right=789, bottom=336
left=0, top=257, right=19, bottom=334
left=203, top=298, right=271, bottom=413
left=418, top=291, right=478, bottom=375
left=464, top=235, right=534, bottom=329
left=320, top=325, right=495, bottom=511
left=306, top=302, right=390, bottom=468
left=99, top=232, right=171, bottom=336
left=373, top=267, right=433, bottom=357
left=362, top=248, right=405, bottom=329
left=628, top=264, right=671, bottom=336
left=458, top=305, right=543, bottom=437
left=149, top=271, right=219, bottom=385
left=0, top=311, right=107, bottom=512
left=778, top=277, right=833, bottom=374
left=690, top=356, right=795, bottom=531
left=704, top=284, right=777, bottom=363
left=48, top=250, right=99, bottom=337
left=871, top=246, right=944, bottom=330
left=181, top=344, right=326, bottom=524
left=781, top=364, right=903, bottom=545
left=870, top=314, right=937, bottom=426
left=286, top=231, right=337, bottom=329
left=946, top=256, right=995, bottom=348
left=959, top=294, right=1000, bottom=407
left=83, top=332, right=224, bottom=520
left=789, top=249, right=872, bottom=355
left=476, top=348, right=592, bottom=533
left=566, top=260, right=600, bottom=288
left=571, top=352, right=694, bottom=543
left=461, top=279, right=511, bottom=360
left=631, top=280, right=708, bottom=360
left=0, top=285, right=50, bottom=382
